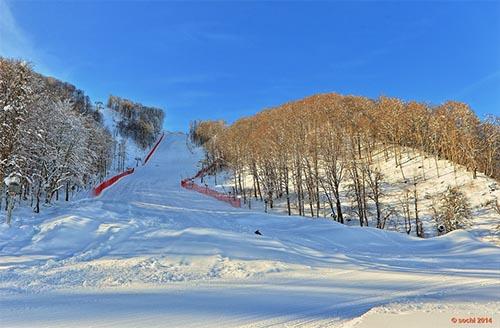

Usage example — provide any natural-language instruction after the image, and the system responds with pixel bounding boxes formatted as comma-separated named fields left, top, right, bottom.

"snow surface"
left=0, top=132, right=499, bottom=327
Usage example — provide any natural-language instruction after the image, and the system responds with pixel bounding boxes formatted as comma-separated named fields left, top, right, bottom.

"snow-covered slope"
left=0, top=133, right=499, bottom=327
left=101, top=106, right=148, bottom=171
left=198, top=148, right=500, bottom=244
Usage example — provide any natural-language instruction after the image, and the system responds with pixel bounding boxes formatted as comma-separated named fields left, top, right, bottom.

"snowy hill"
left=100, top=106, right=149, bottom=171
left=0, top=133, right=499, bottom=327
left=198, top=147, right=500, bottom=245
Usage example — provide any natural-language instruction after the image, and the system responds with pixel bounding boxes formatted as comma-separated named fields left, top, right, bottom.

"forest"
left=190, top=93, right=500, bottom=236
left=0, top=58, right=164, bottom=215
left=107, top=95, right=165, bottom=150
left=0, top=58, right=114, bottom=213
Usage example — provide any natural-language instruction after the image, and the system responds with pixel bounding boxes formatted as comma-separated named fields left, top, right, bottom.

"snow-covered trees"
left=0, top=59, right=36, bottom=189
left=107, top=95, right=164, bottom=149
left=0, top=57, right=113, bottom=214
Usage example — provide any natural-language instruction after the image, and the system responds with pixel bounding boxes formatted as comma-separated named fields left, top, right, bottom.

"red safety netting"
left=193, top=162, right=215, bottom=179
left=143, top=133, right=165, bottom=165
left=181, top=178, right=241, bottom=208
left=92, top=168, right=135, bottom=196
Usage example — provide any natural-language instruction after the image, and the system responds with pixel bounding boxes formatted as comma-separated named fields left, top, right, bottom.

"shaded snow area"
left=0, top=133, right=499, bottom=327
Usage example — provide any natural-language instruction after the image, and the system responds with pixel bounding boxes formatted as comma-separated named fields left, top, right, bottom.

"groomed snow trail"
left=1, top=132, right=499, bottom=327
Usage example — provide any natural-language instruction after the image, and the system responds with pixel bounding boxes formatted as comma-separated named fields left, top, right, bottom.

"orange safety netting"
left=181, top=178, right=241, bottom=208
left=93, top=168, right=135, bottom=196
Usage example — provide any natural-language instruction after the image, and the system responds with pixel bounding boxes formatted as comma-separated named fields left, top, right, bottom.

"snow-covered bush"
left=484, top=198, right=500, bottom=215
left=434, top=187, right=472, bottom=235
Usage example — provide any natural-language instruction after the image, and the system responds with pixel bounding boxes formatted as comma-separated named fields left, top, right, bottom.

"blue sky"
left=1, top=0, right=499, bottom=131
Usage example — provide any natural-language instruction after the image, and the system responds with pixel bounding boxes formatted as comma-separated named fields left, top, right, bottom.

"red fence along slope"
left=181, top=161, right=241, bottom=208
left=143, top=133, right=165, bottom=165
left=92, top=168, right=134, bottom=196
left=92, top=132, right=165, bottom=197
left=181, top=178, right=241, bottom=208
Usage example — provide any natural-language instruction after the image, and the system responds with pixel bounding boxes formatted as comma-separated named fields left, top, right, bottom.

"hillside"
left=100, top=106, right=150, bottom=171
left=198, top=146, right=500, bottom=244
left=1, top=133, right=498, bottom=327
left=107, top=95, right=165, bottom=149
left=190, top=93, right=499, bottom=246
left=100, top=95, right=165, bottom=174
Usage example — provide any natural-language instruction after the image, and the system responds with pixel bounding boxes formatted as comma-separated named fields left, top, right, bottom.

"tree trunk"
left=285, top=166, right=291, bottom=215
left=65, top=181, right=70, bottom=201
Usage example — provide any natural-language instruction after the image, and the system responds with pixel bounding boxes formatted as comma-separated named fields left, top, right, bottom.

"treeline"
left=107, top=95, right=164, bottom=149
left=189, top=120, right=226, bottom=146
left=192, top=93, right=499, bottom=235
left=0, top=58, right=113, bottom=213
left=189, top=120, right=226, bottom=172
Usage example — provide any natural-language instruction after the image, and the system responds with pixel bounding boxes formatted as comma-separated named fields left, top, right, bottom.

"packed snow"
left=0, top=132, right=499, bottom=327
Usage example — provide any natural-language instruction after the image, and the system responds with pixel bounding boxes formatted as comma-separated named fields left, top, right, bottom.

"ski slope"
left=1, top=132, right=499, bottom=327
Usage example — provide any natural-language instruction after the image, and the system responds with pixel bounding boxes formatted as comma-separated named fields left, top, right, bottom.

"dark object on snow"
left=254, top=230, right=262, bottom=236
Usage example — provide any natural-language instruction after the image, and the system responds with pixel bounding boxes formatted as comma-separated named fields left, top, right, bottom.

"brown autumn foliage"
left=191, top=93, right=499, bottom=229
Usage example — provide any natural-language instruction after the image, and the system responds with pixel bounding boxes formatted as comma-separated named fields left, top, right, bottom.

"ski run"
left=0, top=132, right=499, bottom=327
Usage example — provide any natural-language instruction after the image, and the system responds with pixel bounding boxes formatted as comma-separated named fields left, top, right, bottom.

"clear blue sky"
left=1, top=0, right=499, bottom=131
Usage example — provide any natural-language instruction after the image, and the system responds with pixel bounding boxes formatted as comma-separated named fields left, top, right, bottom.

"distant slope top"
left=107, top=95, right=165, bottom=149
